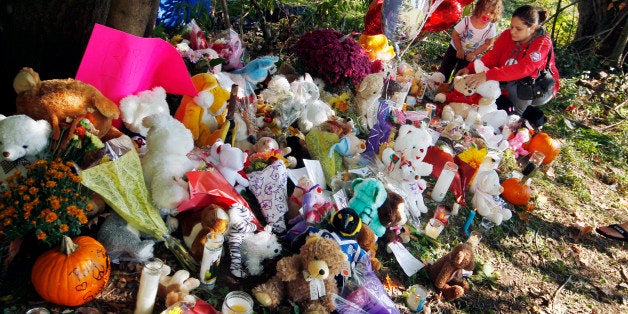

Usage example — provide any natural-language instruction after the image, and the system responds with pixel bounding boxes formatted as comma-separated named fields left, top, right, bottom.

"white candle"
left=431, top=161, right=458, bottom=202
left=199, top=232, right=224, bottom=290
left=424, top=218, right=444, bottom=239
left=135, top=258, right=164, bottom=314
left=222, top=291, right=254, bottom=314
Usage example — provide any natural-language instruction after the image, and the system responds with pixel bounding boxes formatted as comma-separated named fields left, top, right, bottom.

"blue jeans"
left=502, top=81, right=554, bottom=115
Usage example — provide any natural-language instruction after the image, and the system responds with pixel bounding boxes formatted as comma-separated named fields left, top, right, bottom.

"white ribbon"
left=303, top=270, right=326, bottom=300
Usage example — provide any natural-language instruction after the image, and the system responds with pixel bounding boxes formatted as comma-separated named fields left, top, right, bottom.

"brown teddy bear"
left=252, top=234, right=348, bottom=313
left=424, top=242, right=475, bottom=300
left=379, top=190, right=412, bottom=246
left=13, top=67, right=122, bottom=143
left=178, top=204, right=229, bottom=262
left=356, top=224, right=381, bottom=271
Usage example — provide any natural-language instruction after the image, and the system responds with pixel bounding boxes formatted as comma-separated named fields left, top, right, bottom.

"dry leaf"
left=517, top=211, right=530, bottom=223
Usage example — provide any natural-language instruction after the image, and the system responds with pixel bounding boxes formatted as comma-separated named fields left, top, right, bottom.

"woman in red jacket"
left=457, top=5, right=560, bottom=117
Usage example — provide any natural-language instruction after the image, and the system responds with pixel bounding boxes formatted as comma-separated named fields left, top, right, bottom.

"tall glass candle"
left=199, top=232, right=224, bottom=290
left=431, top=161, right=458, bottom=202
left=222, top=291, right=254, bottom=314
left=135, top=258, right=164, bottom=314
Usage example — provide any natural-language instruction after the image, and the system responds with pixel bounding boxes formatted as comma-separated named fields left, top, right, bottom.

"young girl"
left=437, top=0, right=503, bottom=81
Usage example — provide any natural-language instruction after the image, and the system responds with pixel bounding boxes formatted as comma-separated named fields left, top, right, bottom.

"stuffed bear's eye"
left=274, top=248, right=279, bottom=253
left=22, top=145, right=28, bottom=149
left=314, top=256, right=319, bottom=260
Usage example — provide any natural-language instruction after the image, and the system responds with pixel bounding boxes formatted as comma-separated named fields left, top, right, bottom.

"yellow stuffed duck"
left=175, top=73, right=232, bottom=147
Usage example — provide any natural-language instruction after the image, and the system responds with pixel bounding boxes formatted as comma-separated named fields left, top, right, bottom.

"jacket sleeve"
left=485, top=36, right=552, bottom=82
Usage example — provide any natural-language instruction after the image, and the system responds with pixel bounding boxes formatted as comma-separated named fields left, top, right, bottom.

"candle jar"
left=431, top=161, right=458, bottom=202
left=199, top=232, right=224, bottom=290
left=135, top=258, right=164, bottom=314
left=467, top=231, right=482, bottom=248
left=480, top=217, right=496, bottom=231
left=222, top=291, right=254, bottom=314
left=434, top=205, right=451, bottom=224
left=424, top=218, right=445, bottom=239
left=522, top=151, right=545, bottom=176
left=406, top=284, right=428, bottom=311
left=26, top=308, right=50, bottom=314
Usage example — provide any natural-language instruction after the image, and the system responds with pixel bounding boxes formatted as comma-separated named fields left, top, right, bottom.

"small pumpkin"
left=501, top=177, right=531, bottom=206
left=527, top=132, right=561, bottom=165
left=31, top=235, right=111, bottom=306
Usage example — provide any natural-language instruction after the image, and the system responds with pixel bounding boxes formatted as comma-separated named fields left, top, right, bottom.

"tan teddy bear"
left=178, top=204, right=229, bottom=262
left=252, top=234, right=348, bottom=313
left=13, top=67, right=122, bottom=143
left=424, top=242, right=475, bottom=300
left=355, top=72, right=385, bottom=129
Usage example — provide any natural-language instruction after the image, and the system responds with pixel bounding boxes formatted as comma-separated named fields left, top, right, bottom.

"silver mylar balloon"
left=382, top=0, right=432, bottom=43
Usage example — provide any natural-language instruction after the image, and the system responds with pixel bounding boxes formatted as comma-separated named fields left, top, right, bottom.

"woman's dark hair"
left=513, top=5, right=548, bottom=27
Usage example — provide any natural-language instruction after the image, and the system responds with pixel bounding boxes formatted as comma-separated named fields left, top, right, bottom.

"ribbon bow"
left=303, top=270, right=326, bottom=300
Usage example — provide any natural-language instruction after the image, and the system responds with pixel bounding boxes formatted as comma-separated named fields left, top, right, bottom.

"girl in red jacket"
left=457, top=5, right=560, bottom=116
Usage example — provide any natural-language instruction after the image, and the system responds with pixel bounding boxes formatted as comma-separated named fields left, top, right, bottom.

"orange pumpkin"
left=501, top=177, right=531, bottom=206
left=31, top=236, right=111, bottom=306
left=527, top=132, right=561, bottom=165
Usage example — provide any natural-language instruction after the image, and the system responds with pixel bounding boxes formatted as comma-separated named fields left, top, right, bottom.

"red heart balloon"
left=364, top=0, right=384, bottom=35
left=420, top=0, right=462, bottom=34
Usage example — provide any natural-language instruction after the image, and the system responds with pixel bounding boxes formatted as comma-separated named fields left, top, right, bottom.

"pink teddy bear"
left=508, top=128, right=531, bottom=157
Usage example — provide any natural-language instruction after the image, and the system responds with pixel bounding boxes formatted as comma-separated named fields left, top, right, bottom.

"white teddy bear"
left=0, top=114, right=51, bottom=162
left=380, top=124, right=433, bottom=218
left=207, top=139, right=249, bottom=193
left=240, top=225, right=282, bottom=276
left=0, top=114, right=51, bottom=181
left=472, top=169, right=512, bottom=225
left=292, top=75, right=335, bottom=133
left=119, top=86, right=170, bottom=155
left=141, top=113, right=198, bottom=213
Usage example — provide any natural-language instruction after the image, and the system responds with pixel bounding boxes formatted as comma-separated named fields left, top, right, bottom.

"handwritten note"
left=76, top=24, right=197, bottom=127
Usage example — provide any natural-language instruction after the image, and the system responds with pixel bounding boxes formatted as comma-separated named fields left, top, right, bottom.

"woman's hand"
left=456, top=68, right=470, bottom=76
left=456, top=50, right=465, bottom=59
left=465, top=72, right=487, bottom=89
left=465, top=53, right=476, bottom=62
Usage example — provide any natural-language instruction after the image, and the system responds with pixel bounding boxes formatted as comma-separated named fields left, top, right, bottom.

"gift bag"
left=306, top=129, right=344, bottom=186
left=247, top=160, right=289, bottom=233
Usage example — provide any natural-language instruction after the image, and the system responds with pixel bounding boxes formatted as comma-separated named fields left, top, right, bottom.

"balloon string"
left=397, top=0, right=446, bottom=60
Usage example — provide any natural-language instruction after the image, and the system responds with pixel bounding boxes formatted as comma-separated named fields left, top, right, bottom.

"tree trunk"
left=571, top=0, right=628, bottom=59
left=0, top=0, right=111, bottom=116
left=609, top=14, right=628, bottom=67
left=106, top=0, right=160, bottom=37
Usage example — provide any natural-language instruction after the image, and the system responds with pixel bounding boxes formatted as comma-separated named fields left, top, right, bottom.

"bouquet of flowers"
left=292, top=29, right=377, bottom=88
left=0, top=159, right=93, bottom=248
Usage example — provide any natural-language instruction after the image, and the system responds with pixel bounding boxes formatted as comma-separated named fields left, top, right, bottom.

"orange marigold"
left=45, top=181, right=57, bottom=188
left=59, top=224, right=69, bottom=233
left=36, top=230, right=47, bottom=240
left=29, top=187, right=39, bottom=195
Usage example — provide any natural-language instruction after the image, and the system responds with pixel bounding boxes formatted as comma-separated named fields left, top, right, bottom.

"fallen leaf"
left=518, top=211, right=530, bottom=223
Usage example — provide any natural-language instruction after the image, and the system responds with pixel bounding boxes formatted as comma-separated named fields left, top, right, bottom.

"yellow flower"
left=458, top=146, right=488, bottom=170
left=59, top=224, right=69, bottom=233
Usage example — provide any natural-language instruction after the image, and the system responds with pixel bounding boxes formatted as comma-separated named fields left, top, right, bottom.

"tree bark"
left=106, top=0, right=160, bottom=37
left=609, top=14, right=628, bottom=67
left=0, top=0, right=111, bottom=115
left=571, top=0, right=628, bottom=59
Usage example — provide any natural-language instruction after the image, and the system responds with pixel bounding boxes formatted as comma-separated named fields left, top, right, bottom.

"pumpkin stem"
left=60, top=235, right=79, bottom=255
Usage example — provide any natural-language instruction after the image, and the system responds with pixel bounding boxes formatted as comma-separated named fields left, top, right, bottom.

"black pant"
left=438, top=45, right=470, bottom=81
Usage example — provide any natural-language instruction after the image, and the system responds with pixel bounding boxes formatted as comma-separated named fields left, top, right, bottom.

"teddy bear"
left=472, top=169, right=512, bottom=225
left=141, top=113, right=198, bottom=213
left=0, top=114, right=51, bottom=162
left=379, top=124, right=433, bottom=218
left=174, top=73, right=232, bottom=147
left=119, top=86, right=170, bottom=155
left=13, top=67, right=122, bottom=142
left=0, top=114, right=51, bottom=181
left=435, top=74, right=502, bottom=130
left=355, top=71, right=385, bottom=129
left=206, top=139, right=249, bottom=193
left=424, top=242, right=475, bottom=300
left=379, top=190, right=411, bottom=246
left=157, top=266, right=201, bottom=308
left=97, top=211, right=156, bottom=264
left=349, top=177, right=388, bottom=238
left=241, top=225, right=282, bottom=276
left=252, top=234, right=348, bottom=313
left=328, top=132, right=366, bottom=168
left=178, top=204, right=230, bottom=262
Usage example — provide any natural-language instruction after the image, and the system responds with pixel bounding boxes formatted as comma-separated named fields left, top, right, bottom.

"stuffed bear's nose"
left=3, top=152, right=9, bottom=157
left=319, top=269, right=326, bottom=275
